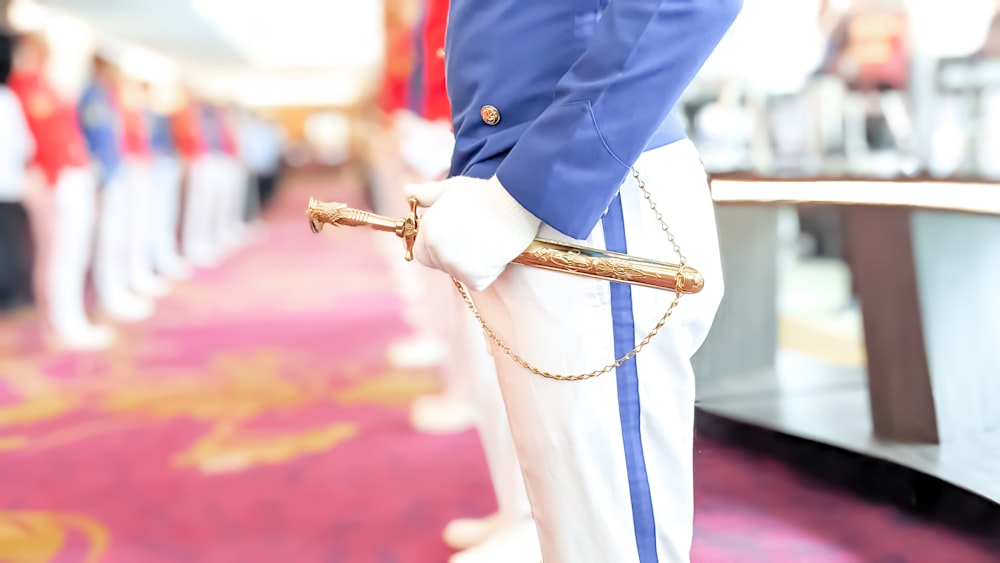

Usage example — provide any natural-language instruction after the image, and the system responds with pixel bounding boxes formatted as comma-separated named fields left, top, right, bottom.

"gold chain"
left=452, top=167, right=688, bottom=381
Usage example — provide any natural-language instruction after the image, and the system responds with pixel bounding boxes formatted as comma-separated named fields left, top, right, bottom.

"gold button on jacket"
left=480, top=105, right=501, bottom=126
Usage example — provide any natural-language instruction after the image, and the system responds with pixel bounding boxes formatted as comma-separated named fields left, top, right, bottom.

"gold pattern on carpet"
left=0, top=511, right=109, bottom=563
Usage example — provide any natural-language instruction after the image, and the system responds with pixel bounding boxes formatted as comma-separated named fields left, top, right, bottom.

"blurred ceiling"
left=36, top=0, right=246, bottom=66
left=29, top=0, right=385, bottom=107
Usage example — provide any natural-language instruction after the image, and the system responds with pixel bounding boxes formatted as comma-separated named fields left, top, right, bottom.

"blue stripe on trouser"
left=603, top=193, right=658, bottom=562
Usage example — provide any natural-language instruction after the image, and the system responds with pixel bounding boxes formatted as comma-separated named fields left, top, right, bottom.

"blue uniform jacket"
left=446, top=0, right=743, bottom=239
left=78, top=81, right=122, bottom=183
left=199, top=105, right=224, bottom=154
left=146, top=111, right=176, bottom=156
left=408, top=2, right=426, bottom=114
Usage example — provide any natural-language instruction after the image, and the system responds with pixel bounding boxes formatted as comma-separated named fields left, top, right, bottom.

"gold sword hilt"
left=308, top=197, right=421, bottom=261
left=306, top=197, right=704, bottom=295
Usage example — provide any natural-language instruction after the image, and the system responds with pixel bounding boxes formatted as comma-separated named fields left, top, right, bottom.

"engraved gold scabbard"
left=307, top=197, right=704, bottom=295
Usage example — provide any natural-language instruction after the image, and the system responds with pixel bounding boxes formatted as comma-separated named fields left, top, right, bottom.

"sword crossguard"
left=398, top=198, right=419, bottom=261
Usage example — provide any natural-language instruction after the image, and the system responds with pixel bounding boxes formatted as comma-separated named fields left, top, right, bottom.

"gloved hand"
left=405, top=175, right=541, bottom=291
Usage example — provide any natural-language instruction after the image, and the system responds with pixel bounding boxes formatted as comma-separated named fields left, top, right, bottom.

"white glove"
left=405, top=175, right=541, bottom=291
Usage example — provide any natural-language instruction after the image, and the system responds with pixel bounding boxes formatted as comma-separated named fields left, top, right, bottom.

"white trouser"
left=149, top=155, right=184, bottom=272
left=224, top=156, right=248, bottom=239
left=453, top=292, right=533, bottom=525
left=209, top=154, right=232, bottom=252
left=122, top=158, right=158, bottom=288
left=182, top=156, right=216, bottom=263
left=94, top=172, right=133, bottom=309
left=474, top=139, right=724, bottom=563
left=207, top=154, right=246, bottom=248
left=46, top=167, right=98, bottom=336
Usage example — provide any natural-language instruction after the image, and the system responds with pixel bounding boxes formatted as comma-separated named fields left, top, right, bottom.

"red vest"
left=421, top=0, right=451, bottom=122
left=217, top=110, right=238, bottom=157
left=8, top=71, right=89, bottom=186
left=171, top=104, right=205, bottom=159
left=377, top=23, right=415, bottom=117
left=122, top=106, right=152, bottom=159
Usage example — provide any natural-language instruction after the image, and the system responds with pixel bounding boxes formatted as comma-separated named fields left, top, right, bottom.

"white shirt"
left=0, top=86, right=36, bottom=202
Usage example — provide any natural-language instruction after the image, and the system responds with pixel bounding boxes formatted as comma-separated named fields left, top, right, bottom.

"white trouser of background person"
left=182, top=155, right=218, bottom=267
left=392, top=113, right=539, bottom=558
left=123, top=157, right=169, bottom=297
left=204, top=153, right=234, bottom=255
left=149, top=153, right=190, bottom=279
left=369, top=147, right=447, bottom=371
left=94, top=170, right=153, bottom=321
left=394, top=117, right=480, bottom=431
left=221, top=155, right=249, bottom=248
left=472, top=139, right=724, bottom=563
left=378, top=118, right=450, bottom=371
left=445, top=288, right=537, bottom=563
left=23, top=167, right=114, bottom=349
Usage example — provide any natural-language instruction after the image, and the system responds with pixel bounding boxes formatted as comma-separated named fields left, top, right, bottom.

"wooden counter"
left=694, top=176, right=1000, bottom=505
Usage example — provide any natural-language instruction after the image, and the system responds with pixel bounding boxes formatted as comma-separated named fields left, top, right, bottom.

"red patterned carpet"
left=0, top=173, right=996, bottom=562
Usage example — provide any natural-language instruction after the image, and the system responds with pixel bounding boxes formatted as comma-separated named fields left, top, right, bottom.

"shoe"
left=159, top=257, right=194, bottom=281
left=222, top=227, right=247, bottom=250
left=54, top=324, right=116, bottom=351
left=244, top=221, right=268, bottom=244
left=448, top=519, right=541, bottom=563
left=410, top=393, right=477, bottom=434
left=185, top=245, right=222, bottom=268
left=104, top=293, right=154, bottom=323
left=133, top=274, right=171, bottom=298
left=444, top=514, right=502, bottom=551
left=387, top=336, right=447, bottom=369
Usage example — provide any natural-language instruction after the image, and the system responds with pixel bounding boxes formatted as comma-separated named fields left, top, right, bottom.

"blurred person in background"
left=831, top=5, right=913, bottom=175
left=79, top=53, right=154, bottom=321
left=9, top=32, right=114, bottom=349
left=369, top=0, right=466, bottom=422
left=197, top=103, right=242, bottom=259
left=0, top=30, right=35, bottom=312
left=379, top=20, right=485, bottom=437
left=238, top=111, right=284, bottom=220
left=399, top=1, right=537, bottom=560
left=234, top=108, right=261, bottom=225
left=119, top=77, right=170, bottom=297
left=144, top=82, right=191, bottom=280
left=403, top=0, right=740, bottom=561
left=174, top=94, right=218, bottom=267
left=217, top=105, right=249, bottom=247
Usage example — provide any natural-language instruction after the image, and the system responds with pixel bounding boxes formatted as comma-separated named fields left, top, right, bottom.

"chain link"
left=452, top=167, right=688, bottom=381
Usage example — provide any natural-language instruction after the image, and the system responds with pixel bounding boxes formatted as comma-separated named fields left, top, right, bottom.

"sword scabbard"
left=307, top=198, right=703, bottom=295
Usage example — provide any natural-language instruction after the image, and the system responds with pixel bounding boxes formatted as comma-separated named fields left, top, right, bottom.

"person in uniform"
left=404, top=1, right=741, bottom=562
left=173, top=94, right=217, bottom=267
left=216, top=104, right=249, bottom=249
left=144, top=83, right=191, bottom=280
left=79, top=54, right=154, bottom=321
left=0, top=31, right=35, bottom=312
left=196, top=103, right=239, bottom=259
left=10, top=32, right=114, bottom=350
left=404, top=1, right=539, bottom=561
left=237, top=111, right=283, bottom=218
left=119, top=77, right=170, bottom=298
left=370, top=0, right=473, bottom=426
